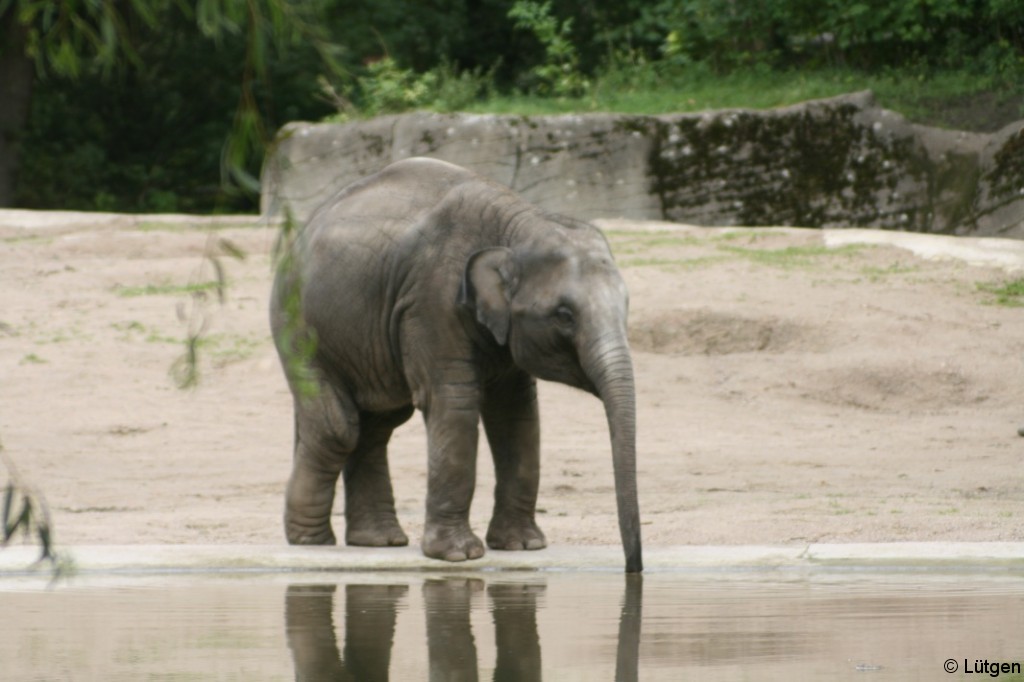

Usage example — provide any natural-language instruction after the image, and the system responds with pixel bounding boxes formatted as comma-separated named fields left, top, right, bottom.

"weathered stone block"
left=261, top=92, right=1024, bottom=239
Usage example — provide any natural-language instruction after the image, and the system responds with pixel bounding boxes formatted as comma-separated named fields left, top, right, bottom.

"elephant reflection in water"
left=421, top=578, right=545, bottom=682
left=284, top=577, right=642, bottom=681
left=285, top=583, right=407, bottom=681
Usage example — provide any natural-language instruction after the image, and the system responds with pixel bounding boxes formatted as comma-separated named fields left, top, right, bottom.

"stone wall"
left=261, top=91, right=1024, bottom=239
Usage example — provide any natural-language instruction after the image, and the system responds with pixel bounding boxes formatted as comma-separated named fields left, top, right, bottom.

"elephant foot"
left=486, top=515, right=547, bottom=551
left=286, top=522, right=337, bottom=546
left=345, top=515, right=409, bottom=547
left=422, top=522, right=486, bottom=562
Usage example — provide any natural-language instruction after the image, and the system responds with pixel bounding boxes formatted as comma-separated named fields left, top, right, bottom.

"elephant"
left=270, top=157, right=642, bottom=572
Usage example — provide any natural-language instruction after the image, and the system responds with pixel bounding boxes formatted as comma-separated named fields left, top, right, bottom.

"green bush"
left=508, top=0, right=589, bottom=97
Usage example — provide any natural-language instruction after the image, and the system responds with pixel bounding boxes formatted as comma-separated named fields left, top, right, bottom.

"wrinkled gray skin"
left=270, top=157, right=642, bottom=572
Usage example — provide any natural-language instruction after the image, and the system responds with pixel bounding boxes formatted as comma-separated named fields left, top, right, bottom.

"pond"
left=3, top=570, right=1023, bottom=680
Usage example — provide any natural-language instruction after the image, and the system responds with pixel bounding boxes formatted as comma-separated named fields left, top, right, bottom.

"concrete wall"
left=261, top=92, right=1024, bottom=239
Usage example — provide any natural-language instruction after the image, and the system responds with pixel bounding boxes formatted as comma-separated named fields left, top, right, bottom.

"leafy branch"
left=171, top=235, right=247, bottom=389
left=271, top=208, right=320, bottom=401
left=1, top=439, right=74, bottom=580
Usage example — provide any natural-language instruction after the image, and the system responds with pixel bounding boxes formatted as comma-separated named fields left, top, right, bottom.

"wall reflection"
left=284, top=575, right=643, bottom=681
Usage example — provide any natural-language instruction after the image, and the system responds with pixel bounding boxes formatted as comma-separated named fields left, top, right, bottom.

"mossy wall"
left=262, top=92, right=1024, bottom=239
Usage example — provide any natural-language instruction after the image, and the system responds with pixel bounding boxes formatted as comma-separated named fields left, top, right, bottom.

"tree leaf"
left=218, top=238, right=247, bottom=262
left=1, top=483, right=14, bottom=540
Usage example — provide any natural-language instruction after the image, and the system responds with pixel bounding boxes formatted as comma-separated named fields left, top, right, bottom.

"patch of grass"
left=709, top=230, right=777, bottom=243
left=828, top=497, right=855, bottom=516
left=2, top=234, right=53, bottom=245
left=111, top=320, right=146, bottom=334
left=134, top=220, right=263, bottom=232
left=977, top=278, right=1024, bottom=307
left=147, top=331, right=181, bottom=344
left=606, top=230, right=703, bottom=249
left=861, top=262, right=921, bottom=281
left=202, top=333, right=265, bottom=366
left=111, top=321, right=178, bottom=344
left=464, top=65, right=1020, bottom=132
left=609, top=233, right=705, bottom=257
left=19, top=353, right=46, bottom=365
left=33, top=324, right=91, bottom=345
left=619, top=255, right=728, bottom=270
left=114, top=281, right=221, bottom=298
left=718, top=244, right=864, bottom=269
left=468, top=65, right=868, bottom=116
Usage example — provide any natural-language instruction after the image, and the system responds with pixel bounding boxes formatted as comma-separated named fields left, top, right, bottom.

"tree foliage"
left=2, top=0, right=341, bottom=211
left=3, top=0, right=1023, bottom=212
left=655, top=0, right=1024, bottom=72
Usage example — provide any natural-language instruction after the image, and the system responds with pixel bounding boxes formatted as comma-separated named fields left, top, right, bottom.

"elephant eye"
left=554, top=305, right=575, bottom=326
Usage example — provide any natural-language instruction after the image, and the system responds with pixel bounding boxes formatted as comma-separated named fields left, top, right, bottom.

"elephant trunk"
left=582, top=332, right=643, bottom=573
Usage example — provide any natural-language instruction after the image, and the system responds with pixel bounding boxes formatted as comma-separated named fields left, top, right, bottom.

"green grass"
left=133, top=219, right=263, bottom=232
left=718, top=244, right=864, bottom=269
left=203, top=333, right=265, bottom=365
left=977, top=278, right=1024, bottom=307
left=827, top=496, right=855, bottom=516
left=619, top=255, right=728, bottom=270
left=462, top=64, right=1021, bottom=130
left=605, top=230, right=703, bottom=249
left=861, top=262, right=921, bottom=281
left=608, top=229, right=868, bottom=271
left=111, top=321, right=262, bottom=361
left=111, top=320, right=180, bottom=344
left=709, top=230, right=777, bottom=243
left=468, top=66, right=859, bottom=115
left=114, top=281, right=221, bottom=298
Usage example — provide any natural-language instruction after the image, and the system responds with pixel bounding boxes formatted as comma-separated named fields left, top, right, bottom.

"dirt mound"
left=808, top=361, right=989, bottom=413
left=630, top=309, right=820, bottom=356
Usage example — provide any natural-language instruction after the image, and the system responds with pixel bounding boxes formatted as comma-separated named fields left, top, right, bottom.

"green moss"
left=983, top=129, right=1024, bottom=213
left=643, top=103, right=934, bottom=229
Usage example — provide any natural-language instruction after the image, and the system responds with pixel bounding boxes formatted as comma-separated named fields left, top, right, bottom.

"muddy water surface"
left=3, top=571, right=1023, bottom=681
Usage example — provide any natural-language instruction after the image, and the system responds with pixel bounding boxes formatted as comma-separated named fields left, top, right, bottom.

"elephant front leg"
left=482, top=371, right=547, bottom=551
left=421, top=384, right=486, bottom=562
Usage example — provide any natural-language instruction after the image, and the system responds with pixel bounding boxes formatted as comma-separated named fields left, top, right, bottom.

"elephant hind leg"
left=285, top=383, right=360, bottom=545
left=343, top=405, right=414, bottom=547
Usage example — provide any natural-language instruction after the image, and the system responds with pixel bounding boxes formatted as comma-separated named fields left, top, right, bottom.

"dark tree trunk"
left=0, top=15, right=34, bottom=207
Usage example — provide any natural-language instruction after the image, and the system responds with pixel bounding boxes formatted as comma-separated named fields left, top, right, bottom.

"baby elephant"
left=270, top=157, right=642, bottom=572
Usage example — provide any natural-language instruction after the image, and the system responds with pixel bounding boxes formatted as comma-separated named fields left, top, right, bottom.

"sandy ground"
left=1, top=212, right=1022, bottom=555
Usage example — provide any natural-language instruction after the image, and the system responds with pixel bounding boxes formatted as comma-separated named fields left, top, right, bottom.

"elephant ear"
left=459, top=247, right=518, bottom=345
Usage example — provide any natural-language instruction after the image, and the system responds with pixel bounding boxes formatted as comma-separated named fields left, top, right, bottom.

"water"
left=3, top=570, right=1023, bottom=681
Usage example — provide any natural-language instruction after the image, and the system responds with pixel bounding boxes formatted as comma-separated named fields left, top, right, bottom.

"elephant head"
left=460, top=223, right=643, bottom=573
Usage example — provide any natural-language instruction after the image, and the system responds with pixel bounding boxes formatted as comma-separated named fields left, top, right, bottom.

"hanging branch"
left=0, top=439, right=74, bottom=580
